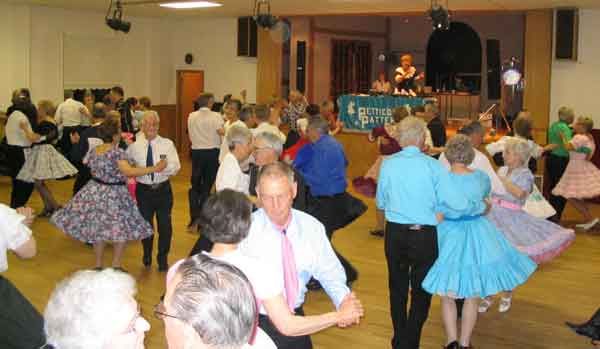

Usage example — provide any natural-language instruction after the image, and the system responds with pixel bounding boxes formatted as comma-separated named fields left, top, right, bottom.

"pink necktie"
left=281, top=229, right=299, bottom=311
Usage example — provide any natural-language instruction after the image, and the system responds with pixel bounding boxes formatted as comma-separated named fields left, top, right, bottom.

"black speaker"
left=486, top=39, right=501, bottom=100
left=555, top=8, right=578, bottom=60
left=237, top=17, right=258, bottom=57
left=296, top=41, right=306, bottom=93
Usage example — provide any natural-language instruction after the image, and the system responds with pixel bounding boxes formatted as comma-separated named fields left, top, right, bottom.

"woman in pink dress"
left=552, top=116, right=600, bottom=231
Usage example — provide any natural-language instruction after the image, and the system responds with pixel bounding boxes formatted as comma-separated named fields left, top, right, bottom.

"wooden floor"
left=2, top=158, right=600, bottom=349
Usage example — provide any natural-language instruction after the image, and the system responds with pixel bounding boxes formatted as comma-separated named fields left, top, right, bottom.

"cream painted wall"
left=550, top=9, right=600, bottom=125
left=0, top=3, right=257, bottom=110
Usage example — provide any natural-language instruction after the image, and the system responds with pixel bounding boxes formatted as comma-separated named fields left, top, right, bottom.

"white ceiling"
left=7, top=0, right=600, bottom=18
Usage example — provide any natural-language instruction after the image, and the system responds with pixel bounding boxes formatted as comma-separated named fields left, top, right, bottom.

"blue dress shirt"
left=377, top=146, right=486, bottom=226
left=293, top=134, right=348, bottom=197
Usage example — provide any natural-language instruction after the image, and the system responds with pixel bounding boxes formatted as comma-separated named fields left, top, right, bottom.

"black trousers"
left=189, top=149, right=219, bottom=223
left=385, top=222, right=438, bottom=349
left=0, top=276, right=45, bottom=349
left=137, top=182, right=174, bottom=266
left=73, top=167, right=91, bottom=195
left=258, top=307, right=312, bottom=349
left=546, top=154, right=569, bottom=223
left=6, top=145, right=34, bottom=208
left=59, top=126, right=78, bottom=157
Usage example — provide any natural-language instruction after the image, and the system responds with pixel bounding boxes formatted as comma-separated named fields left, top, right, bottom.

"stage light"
left=253, top=0, right=278, bottom=29
left=502, top=56, right=523, bottom=87
left=428, top=0, right=450, bottom=30
left=105, top=0, right=131, bottom=33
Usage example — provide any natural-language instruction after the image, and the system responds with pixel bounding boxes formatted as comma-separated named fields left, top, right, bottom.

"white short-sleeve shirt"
left=0, top=204, right=32, bottom=272
left=215, top=153, right=249, bottom=194
left=5, top=111, right=32, bottom=147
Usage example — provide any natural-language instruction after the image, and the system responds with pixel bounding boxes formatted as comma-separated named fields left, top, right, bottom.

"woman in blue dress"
left=423, top=135, right=537, bottom=349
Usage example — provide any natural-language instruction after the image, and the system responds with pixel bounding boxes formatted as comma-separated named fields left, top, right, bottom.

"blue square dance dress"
left=423, top=170, right=537, bottom=299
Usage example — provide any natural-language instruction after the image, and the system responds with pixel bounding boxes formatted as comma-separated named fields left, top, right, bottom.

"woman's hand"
left=154, top=159, right=167, bottom=173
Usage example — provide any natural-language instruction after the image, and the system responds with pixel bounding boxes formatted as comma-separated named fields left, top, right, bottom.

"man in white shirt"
left=252, top=105, right=286, bottom=143
left=127, top=112, right=181, bottom=271
left=161, top=254, right=276, bottom=349
left=372, top=71, right=392, bottom=94
left=239, top=162, right=363, bottom=348
left=188, top=93, right=224, bottom=229
left=0, top=204, right=45, bottom=348
left=55, top=94, right=89, bottom=156
left=215, top=126, right=253, bottom=194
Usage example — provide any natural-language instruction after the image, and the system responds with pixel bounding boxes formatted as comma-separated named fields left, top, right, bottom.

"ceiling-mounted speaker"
left=555, top=8, right=578, bottom=60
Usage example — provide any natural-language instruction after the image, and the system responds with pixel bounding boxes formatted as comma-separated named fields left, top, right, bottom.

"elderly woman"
left=215, top=125, right=253, bottom=194
left=198, top=189, right=362, bottom=347
left=160, top=253, right=275, bottom=349
left=44, top=269, right=150, bottom=349
left=480, top=138, right=576, bottom=313
left=422, top=135, right=536, bottom=349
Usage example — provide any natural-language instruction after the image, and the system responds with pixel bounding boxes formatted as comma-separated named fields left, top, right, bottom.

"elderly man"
left=252, top=104, right=286, bottom=143
left=240, top=162, right=363, bottom=349
left=55, top=91, right=89, bottom=156
left=188, top=93, right=224, bottom=229
left=70, top=103, right=106, bottom=194
left=377, top=117, right=488, bottom=349
left=249, top=132, right=308, bottom=211
left=127, top=112, right=181, bottom=271
left=160, top=254, right=276, bottom=349
left=293, top=117, right=366, bottom=284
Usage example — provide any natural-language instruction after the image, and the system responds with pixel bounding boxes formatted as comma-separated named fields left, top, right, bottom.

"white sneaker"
left=478, top=297, right=494, bottom=313
left=499, top=296, right=512, bottom=313
left=582, top=218, right=599, bottom=231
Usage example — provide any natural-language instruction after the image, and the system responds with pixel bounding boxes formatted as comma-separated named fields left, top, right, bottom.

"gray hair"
left=44, top=269, right=137, bottom=349
left=226, top=126, right=252, bottom=151
left=458, top=121, right=484, bottom=136
left=170, top=254, right=257, bottom=349
left=504, top=138, right=531, bottom=165
left=141, top=110, right=160, bottom=125
left=255, top=131, right=283, bottom=157
left=257, top=161, right=295, bottom=188
left=445, top=134, right=475, bottom=165
left=239, top=106, right=254, bottom=122
left=254, top=104, right=270, bottom=122
left=397, top=116, right=426, bottom=146
left=196, top=93, right=214, bottom=109
left=306, top=116, right=329, bottom=135
left=558, top=106, right=574, bottom=121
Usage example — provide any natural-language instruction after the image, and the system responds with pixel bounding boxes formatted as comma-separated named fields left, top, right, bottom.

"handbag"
left=522, top=184, right=556, bottom=219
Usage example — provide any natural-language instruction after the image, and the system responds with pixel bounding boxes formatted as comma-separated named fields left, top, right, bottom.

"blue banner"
left=337, top=95, right=425, bottom=132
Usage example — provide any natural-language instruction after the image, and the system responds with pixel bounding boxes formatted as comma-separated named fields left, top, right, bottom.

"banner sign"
left=337, top=95, right=426, bottom=132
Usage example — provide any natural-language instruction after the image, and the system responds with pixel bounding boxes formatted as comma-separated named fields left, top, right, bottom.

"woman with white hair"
left=480, top=138, right=576, bottom=313
left=43, top=269, right=150, bottom=349
left=422, top=135, right=536, bottom=349
left=215, top=125, right=253, bottom=194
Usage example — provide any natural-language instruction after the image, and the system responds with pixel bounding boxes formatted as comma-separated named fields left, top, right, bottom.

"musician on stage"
left=394, top=54, right=424, bottom=97
left=372, top=72, right=392, bottom=94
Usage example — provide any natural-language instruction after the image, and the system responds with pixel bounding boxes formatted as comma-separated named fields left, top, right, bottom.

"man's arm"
left=161, top=139, right=182, bottom=177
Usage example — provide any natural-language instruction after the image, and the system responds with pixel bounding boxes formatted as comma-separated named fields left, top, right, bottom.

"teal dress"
left=423, top=170, right=537, bottom=299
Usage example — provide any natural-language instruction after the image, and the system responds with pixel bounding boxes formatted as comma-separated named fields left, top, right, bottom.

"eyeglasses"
left=153, top=301, right=181, bottom=320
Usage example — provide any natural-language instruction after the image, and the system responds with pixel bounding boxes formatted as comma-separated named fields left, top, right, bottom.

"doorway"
left=176, top=70, right=204, bottom=155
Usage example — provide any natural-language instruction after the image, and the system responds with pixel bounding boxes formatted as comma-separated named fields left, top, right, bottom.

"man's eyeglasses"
left=153, top=301, right=180, bottom=320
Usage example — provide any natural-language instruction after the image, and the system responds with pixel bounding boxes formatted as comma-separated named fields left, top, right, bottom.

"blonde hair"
left=577, top=116, right=594, bottom=133
left=37, top=100, right=56, bottom=117
left=558, top=106, right=574, bottom=121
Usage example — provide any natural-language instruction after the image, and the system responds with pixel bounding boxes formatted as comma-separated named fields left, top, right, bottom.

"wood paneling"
left=337, top=133, right=379, bottom=180
left=313, top=26, right=387, bottom=38
left=256, top=28, right=283, bottom=104
left=523, top=10, right=553, bottom=144
left=153, top=104, right=176, bottom=146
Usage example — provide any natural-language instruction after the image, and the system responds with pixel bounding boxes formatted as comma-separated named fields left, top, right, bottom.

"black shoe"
left=93, top=267, right=103, bottom=271
left=369, top=229, right=384, bottom=237
left=566, top=308, right=600, bottom=341
left=306, top=278, right=322, bottom=291
left=158, top=263, right=169, bottom=272
left=143, top=256, right=151, bottom=267
left=113, top=267, right=128, bottom=273
left=443, top=341, right=459, bottom=349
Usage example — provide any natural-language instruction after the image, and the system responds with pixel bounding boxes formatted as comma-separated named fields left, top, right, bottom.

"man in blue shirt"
left=294, top=117, right=366, bottom=284
left=377, top=116, right=488, bottom=349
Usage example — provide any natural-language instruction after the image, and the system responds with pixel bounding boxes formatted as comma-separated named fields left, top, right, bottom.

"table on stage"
left=337, top=94, right=427, bottom=132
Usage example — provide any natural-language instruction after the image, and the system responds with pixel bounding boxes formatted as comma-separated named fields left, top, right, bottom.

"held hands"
left=16, top=207, right=35, bottom=227
left=154, top=159, right=168, bottom=173
left=336, top=292, right=364, bottom=328
left=217, top=127, right=225, bottom=136
left=19, top=120, right=29, bottom=130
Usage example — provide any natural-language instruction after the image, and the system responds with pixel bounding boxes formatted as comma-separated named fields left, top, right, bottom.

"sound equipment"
left=555, top=8, right=578, bottom=60
left=296, top=41, right=306, bottom=93
left=486, top=39, right=501, bottom=100
left=237, top=17, right=258, bottom=57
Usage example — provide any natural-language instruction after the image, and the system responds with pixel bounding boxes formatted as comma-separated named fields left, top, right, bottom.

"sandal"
left=499, top=296, right=512, bottom=313
left=478, top=296, right=494, bottom=313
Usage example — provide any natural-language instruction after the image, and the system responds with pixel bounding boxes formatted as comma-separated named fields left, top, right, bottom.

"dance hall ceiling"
left=8, top=0, right=600, bottom=18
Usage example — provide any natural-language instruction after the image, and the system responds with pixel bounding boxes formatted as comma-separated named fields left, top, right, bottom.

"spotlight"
left=105, top=0, right=131, bottom=33
left=253, top=0, right=278, bottom=29
left=428, top=0, right=450, bottom=30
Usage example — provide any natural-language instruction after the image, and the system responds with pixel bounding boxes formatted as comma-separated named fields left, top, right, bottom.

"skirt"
left=552, top=159, right=600, bottom=199
left=17, top=144, right=78, bottom=182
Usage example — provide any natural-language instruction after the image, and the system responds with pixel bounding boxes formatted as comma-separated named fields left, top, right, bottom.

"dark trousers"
left=59, top=126, right=78, bottom=157
left=258, top=307, right=312, bottom=349
left=189, top=149, right=219, bottom=223
left=73, top=167, right=91, bottom=195
left=546, top=154, right=569, bottom=223
left=385, top=222, right=438, bottom=349
left=6, top=145, right=34, bottom=208
left=0, top=276, right=45, bottom=349
left=137, top=181, right=174, bottom=266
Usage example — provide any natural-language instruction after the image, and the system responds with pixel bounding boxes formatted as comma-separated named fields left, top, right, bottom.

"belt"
left=137, top=180, right=170, bottom=190
left=491, top=197, right=521, bottom=211
left=91, top=177, right=125, bottom=186
left=393, top=223, right=435, bottom=231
